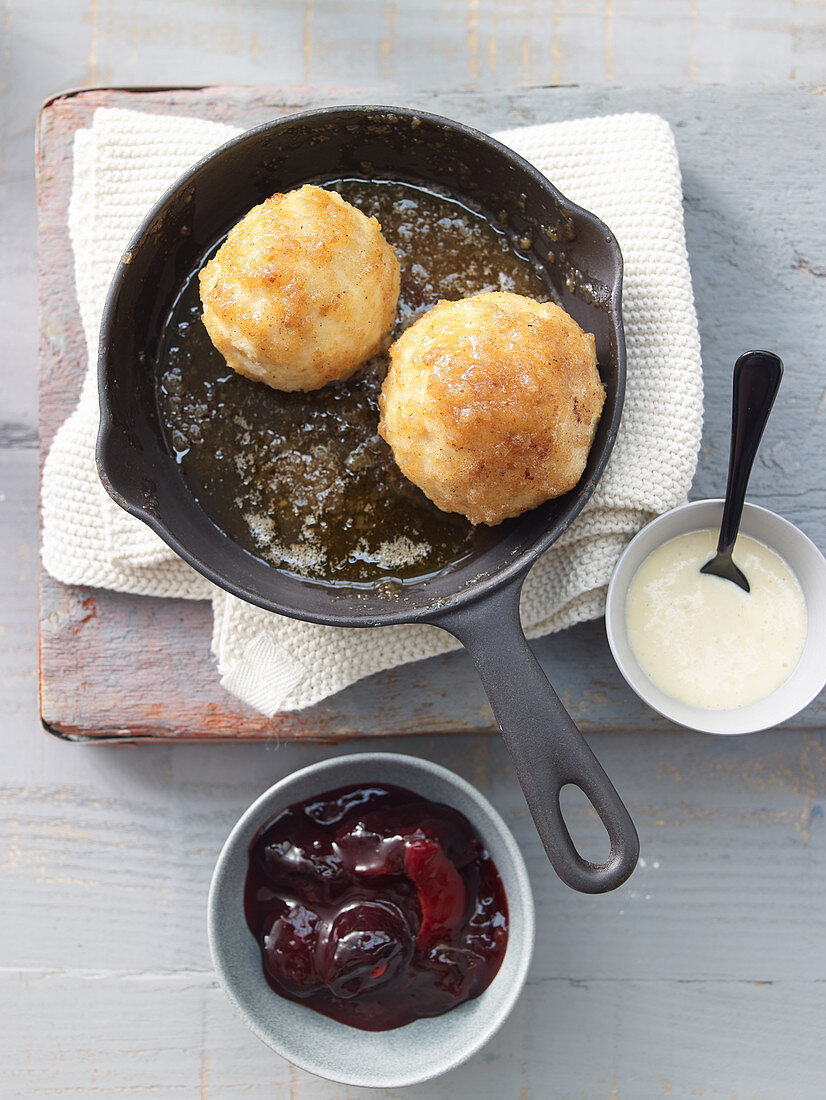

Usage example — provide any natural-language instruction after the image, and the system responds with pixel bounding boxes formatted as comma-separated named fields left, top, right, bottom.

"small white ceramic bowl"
left=605, top=499, right=826, bottom=734
left=207, top=752, right=535, bottom=1088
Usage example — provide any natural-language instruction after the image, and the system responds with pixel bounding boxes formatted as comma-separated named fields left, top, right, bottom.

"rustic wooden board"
left=38, top=84, right=826, bottom=740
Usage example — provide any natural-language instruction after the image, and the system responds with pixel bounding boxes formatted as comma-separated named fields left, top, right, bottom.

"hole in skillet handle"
left=559, top=783, right=611, bottom=863
left=432, top=578, right=639, bottom=894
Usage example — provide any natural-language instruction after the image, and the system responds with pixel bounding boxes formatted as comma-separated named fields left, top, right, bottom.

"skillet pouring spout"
left=432, top=576, right=639, bottom=893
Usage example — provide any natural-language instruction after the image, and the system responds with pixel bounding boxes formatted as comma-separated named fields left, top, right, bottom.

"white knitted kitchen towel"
left=41, top=106, right=703, bottom=715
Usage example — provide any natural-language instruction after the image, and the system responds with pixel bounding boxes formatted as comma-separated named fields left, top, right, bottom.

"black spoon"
left=700, top=350, right=783, bottom=591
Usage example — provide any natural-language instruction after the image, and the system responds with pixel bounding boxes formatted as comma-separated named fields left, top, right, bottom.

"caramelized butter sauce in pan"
left=157, top=178, right=552, bottom=585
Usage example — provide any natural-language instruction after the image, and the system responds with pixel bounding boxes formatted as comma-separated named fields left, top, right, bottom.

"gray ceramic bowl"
left=605, top=499, right=826, bottom=734
left=207, top=752, right=535, bottom=1088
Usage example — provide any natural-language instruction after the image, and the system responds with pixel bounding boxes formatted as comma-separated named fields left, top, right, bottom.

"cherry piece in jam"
left=244, top=783, right=509, bottom=1031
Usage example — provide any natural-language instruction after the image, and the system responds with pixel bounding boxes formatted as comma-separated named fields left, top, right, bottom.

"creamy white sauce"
left=625, top=529, right=807, bottom=710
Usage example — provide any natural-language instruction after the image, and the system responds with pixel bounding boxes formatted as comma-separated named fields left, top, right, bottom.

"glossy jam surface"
left=625, top=528, right=808, bottom=709
left=157, top=178, right=550, bottom=585
left=243, top=783, right=509, bottom=1031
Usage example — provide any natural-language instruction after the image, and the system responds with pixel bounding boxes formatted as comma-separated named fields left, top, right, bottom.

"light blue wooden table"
left=4, top=3, right=826, bottom=1097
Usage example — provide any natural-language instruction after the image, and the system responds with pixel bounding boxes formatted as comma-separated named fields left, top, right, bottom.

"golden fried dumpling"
left=378, top=291, right=605, bottom=526
left=199, top=185, right=400, bottom=392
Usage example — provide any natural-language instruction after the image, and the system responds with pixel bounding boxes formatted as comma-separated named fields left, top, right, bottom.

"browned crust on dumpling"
left=199, top=185, right=400, bottom=392
left=378, top=291, right=605, bottom=525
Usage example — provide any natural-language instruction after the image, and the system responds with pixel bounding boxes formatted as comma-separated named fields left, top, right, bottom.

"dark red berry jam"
left=244, top=782, right=509, bottom=1031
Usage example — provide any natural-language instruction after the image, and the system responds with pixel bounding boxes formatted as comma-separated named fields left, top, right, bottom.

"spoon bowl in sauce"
left=606, top=499, right=826, bottom=734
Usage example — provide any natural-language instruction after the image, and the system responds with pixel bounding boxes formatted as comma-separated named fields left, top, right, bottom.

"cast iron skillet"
left=97, top=105, right=639, bottom=893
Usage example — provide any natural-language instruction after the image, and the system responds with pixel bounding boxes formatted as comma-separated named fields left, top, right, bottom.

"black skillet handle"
left=433, top=579, right=639, bottom=893
left=716, top=350, right=783, bottom=556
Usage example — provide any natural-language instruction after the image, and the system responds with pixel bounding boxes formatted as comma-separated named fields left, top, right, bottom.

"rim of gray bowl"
left=207, top=752, right=536, bottom=1088
left=605, top=499, right=826, bottom=734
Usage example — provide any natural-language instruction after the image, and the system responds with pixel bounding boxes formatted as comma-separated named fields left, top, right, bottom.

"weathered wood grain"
left=4, top=727, right=826, bottom=981
left=3, top=695, right=826, bottom=1094
left=4, top=972, right=826, bottom=1098
left=37, top=84, right=826, bottom=740
left=0, top=450, right=40, bottom=725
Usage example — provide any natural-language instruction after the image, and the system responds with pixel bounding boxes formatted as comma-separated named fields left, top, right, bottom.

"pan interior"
left=98, top=107, right=624, bottom=626
left=155, top=176, right=551, bottom=588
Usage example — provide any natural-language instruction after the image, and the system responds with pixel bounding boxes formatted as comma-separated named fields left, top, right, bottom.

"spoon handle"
left=716, top=350, right=784, bottom=556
